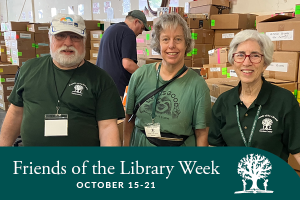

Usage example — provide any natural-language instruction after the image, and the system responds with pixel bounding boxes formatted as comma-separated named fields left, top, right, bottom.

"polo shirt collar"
left=231, top=77, right=272, bottom=106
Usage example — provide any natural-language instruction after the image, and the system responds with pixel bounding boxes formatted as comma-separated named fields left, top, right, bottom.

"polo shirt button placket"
left=244, top=126, right=247, bottom=129
left=245, top=113, right=248, bottom=117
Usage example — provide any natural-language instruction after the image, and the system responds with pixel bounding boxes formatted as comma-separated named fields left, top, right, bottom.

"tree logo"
left=259, top=118, right=273, bottom=133
left=235, top=154, right=274, bottom=194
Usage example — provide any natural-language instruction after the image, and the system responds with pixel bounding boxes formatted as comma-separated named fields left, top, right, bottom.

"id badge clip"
left=44, top=114, right=68, bottom=137
left=144, top=121, right=161, bottom=138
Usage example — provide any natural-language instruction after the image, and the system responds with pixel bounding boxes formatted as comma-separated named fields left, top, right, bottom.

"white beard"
left=50, top=46, right=85, bottom=68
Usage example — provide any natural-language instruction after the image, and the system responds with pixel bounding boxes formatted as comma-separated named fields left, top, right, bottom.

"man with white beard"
left=0, top=14, right=125, bottom=146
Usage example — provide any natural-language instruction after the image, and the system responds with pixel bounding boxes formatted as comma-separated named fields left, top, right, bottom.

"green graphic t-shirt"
left=126, top=63, right=211, bottom=146
left=9, top=55, right=125, bottom=146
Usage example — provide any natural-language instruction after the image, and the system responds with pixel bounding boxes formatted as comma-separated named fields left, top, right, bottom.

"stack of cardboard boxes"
left=84, top=20, right=104, bottom=64
left=27, top=23, right=50, bottom=60
left=257, top=15, right=299, bottom=98
left=0, top=64, right=19, bottom=110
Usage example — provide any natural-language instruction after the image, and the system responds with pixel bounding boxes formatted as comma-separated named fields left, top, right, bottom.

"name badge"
left=144, top=123, right=161, bottom=137
left=44, top=114, right=68, bottom=136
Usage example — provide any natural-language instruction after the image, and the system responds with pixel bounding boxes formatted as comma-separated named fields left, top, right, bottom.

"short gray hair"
left=151, top=13, right=194, bottom=55
left=228, top=29, right=274, bottom=66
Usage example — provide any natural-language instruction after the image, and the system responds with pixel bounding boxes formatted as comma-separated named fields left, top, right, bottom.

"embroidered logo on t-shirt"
left=69, top=82, right=88, bottom=96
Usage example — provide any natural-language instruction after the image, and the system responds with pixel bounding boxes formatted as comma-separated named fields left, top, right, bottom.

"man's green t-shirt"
left=9, top=55, right=125, bottom=146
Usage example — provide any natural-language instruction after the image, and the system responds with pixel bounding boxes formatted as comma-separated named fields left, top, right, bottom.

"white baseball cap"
left=49, top=14, right=86, bottom=37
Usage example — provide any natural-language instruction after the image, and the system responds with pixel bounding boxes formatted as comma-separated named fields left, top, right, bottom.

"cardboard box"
left=144, top=31, right=152, bottom=45
left=85, top=48, right=90, bottom=61
left=288, top=154, right=300, bottom=171
left=136, top=34, right=147, bottom=47
left=85, top=30, right=91, bottom=47
left=187, top=14, right=208, bottom=19
left=191, top=29, right=214, bottom=44
left=84, top=20, right=102, bottom=30
left=192, top=58, right=209, bottom=67
left=137, top=47, right=146, bottom=59
left=203, top=63, right=234, bottom=78
left=211, top=14, right=257, bottom=29
left=0, top=32, right=4, bottom=40
left=185, top=59, right=192, bottom=68
left=137, top=58, right=161, bottom=67
left=145, top=46, right=162, bottom=59
left=0, top=40, right=5, bottom=45
left=186, top=18, right=211, bottom=29
left=10, top=40, right=35, bottom=50
left=1, top=54, right=6, bottom=62
left=0, top=83, right=14, bottom=94
left=0, top=99, right=11, bottom=111
left=90, top=30, right=104, bottom=41
left=11, top=58, right=30, bottom=67
left=257, top=16, right=300, bottom=51
left=11, top=48, right=35, bottom=58
left=0, top=64, right=18, bottom=74
left=35, top=33, right=49, bottom=43
left=189, top=5, right=229, bottom=15
left=10, top=31, right=34, bottom=41
left=264, top=51, right=299, bottom=82
left=189, top=44, right=213, bottom=59
left=256, top=15, right=274, bottom=23
left=35, top=42, right=50, bottom=51
left=189, top=0, right=230, bottom=8
left=90, top=41, right=100, bottom=50
left=36, top=49, right=50, bottom=58
left=209, top=47, right=228, bottom=64
left=0, top=74, right=15, bottom=85
left=214, top=29, right=241, bottom=46
left=265, top=78, right=297, bottom=93
left=6, top=55, right=12, bottom=63
left=7, top=22, right=29, bottom=31
left=205, top=77, right=238, bottom=106
left=27, top=23, right=50, bottom=33
left=0, top=92, right=11, bottom=102
left=88, top=60, right=97, bottom=65
left=90, top=50, right=99, bottom=60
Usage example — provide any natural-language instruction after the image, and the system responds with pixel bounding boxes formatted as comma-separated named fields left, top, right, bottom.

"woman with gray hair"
left=208, top=30, right=300, bottom=164
left=123, top=13, right=211, bottom=146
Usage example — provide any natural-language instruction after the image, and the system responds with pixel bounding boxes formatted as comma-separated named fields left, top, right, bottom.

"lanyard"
left=236, top=104, right=262, bottom=147
left=151, top=63, right=186, bottom=122
left=52, top=63, right=79, bottom=114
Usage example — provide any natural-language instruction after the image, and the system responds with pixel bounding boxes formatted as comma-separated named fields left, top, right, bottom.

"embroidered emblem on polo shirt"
left=258, top=115, right=278, bottom=133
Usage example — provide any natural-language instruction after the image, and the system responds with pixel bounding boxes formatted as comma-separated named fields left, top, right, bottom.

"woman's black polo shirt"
left=208, top=77, right=300, bottom=161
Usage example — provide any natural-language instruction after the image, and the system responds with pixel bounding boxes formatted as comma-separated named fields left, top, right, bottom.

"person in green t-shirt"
left=208, top=30, right=300, bottom=165
left=123, top=13, right=211, bottom=147
left=0, top=14, right=125, bottom=146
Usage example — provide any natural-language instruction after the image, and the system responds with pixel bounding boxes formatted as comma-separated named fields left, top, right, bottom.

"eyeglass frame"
left=53, top=32, right=84, bottom=42
left=232, top=52, right=264, bottom=64
left=137, top=19, right=145, bottom=30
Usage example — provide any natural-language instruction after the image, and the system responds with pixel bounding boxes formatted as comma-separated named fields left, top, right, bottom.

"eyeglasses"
left=233, top=52, right=264, bottom=64
left=54, top=32, right=84, bottom=42
left=137, top=20, right=145, bottom=30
